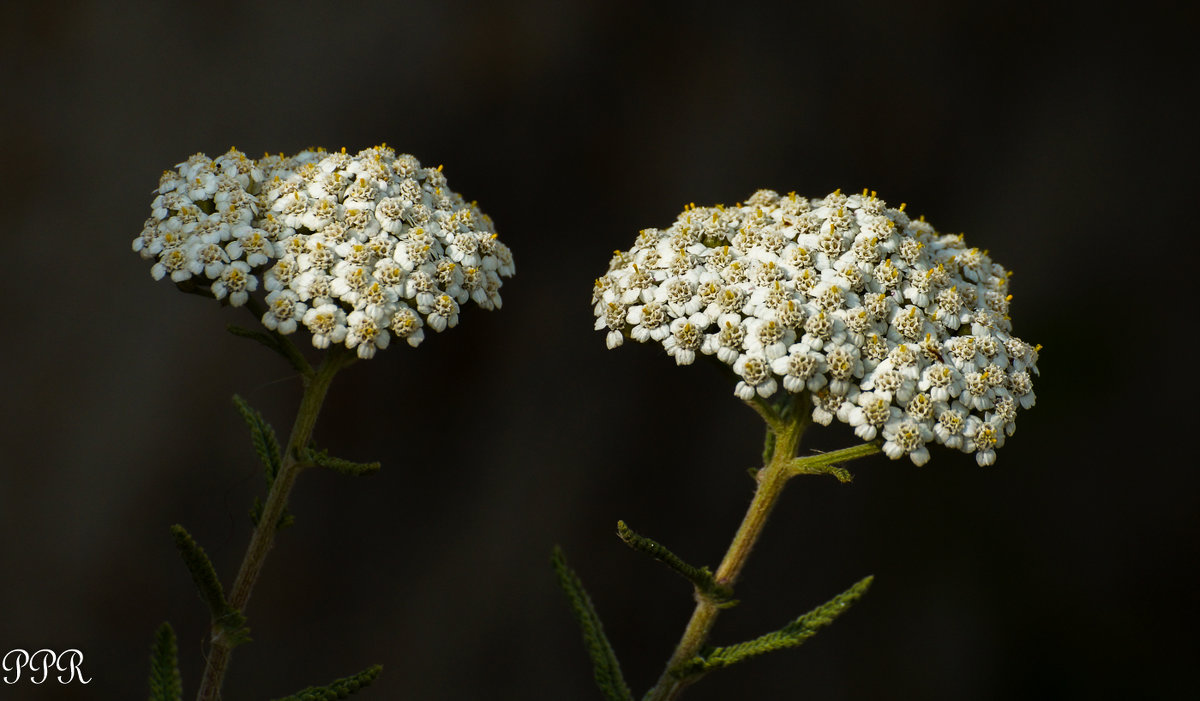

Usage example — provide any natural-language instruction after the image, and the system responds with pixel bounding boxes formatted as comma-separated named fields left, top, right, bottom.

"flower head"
left=135, top=146, right=513, bottom=356
left=594, top=189, right=1039, bottom=465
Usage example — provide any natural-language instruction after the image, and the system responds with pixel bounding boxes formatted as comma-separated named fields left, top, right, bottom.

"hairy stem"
left=643, top=398, right=879, bottom=701
left=195, top=347, right=353, bottom=701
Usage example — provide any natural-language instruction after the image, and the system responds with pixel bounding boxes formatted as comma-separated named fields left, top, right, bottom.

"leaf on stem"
left=550, top=547, right=633, bottom=701
left=270, top=664, right=382, bottom=701
left=250, top=498, right=295, bottom=530
left=299, top=446, right=381, bottom=476
left=687, top=575, right=874, bottom=673
left=169, top=524, right=250, bottom=645
left=169, top=525, right=227, bottom=616
left=234, top=395, right=296, bottom=530
left=147, top=622, right=182, bottom=701
left=233, top=395, right=282, bottom=484
left=761, top=428, right=776, bottom=466
left=790, top=458, right=854, bottom=483
left=615, top=521, right=734, bottom=605
left=788, top=442, right=882, bottom=483
left=227, top=324, right=312, bottom=376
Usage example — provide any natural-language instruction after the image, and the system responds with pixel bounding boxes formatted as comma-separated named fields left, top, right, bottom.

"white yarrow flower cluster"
left=134, top=145, right=514, bottom=358
left=593, top=189, right=1039, bottom=466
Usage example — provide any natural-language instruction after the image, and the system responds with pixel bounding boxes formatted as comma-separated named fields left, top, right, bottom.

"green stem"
left=643, top=398, right=878, bottom=701
left=194, top=347, right=354, bottom=701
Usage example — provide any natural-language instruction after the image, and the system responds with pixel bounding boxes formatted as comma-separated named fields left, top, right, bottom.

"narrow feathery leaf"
left=169, top=524, right=250, bottom=643
left=147, top=622, right=182, bottom=701
left=299, top=446, right=381, bottom=476
left=616, top=521, right=733, bottom=604
left=270, top=664, right=382, bottom=701
left=691, top=575, right=873, bottom=672
left=551, top=547, right=633, bottom=701
left=232, top=394, right=282, bottom=484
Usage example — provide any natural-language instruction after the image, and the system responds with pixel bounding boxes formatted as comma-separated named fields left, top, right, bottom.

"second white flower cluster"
left=593, top=189, right=1039, bottom=466
left=133, top=145, right=514, bottom=358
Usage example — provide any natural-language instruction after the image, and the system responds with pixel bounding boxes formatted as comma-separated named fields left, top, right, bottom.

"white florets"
left=594, top=189, right=1040, bottom=466
left=135, top=145, right=513, bottom=357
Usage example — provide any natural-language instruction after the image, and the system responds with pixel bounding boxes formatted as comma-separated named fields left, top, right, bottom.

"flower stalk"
left=586, top=187, right=1040, bottom=700
left=194, top=345, right=354, bottom=701
left=136, top=145, right=513, bottom=700
left=644, top=395, right=879, bottom=701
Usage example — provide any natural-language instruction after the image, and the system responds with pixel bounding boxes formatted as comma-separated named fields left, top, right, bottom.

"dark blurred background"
left=1, top=1, right=1195, bottom=699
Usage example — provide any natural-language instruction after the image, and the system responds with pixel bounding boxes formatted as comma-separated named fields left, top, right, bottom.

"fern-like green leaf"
left=250, top=498, right=295, bottom=530
left=299, top=446, right=381, bottom=476
left=232, top=395, right=282, bottom=484
left=270, top=664, right=382, bottom=701
left=169, top=524, right=228, bottom=619
left=690, top=575, right=873, bottom=672
left=169, top=524, right=250, bottom=644
left=551, top=547, right=633, bottom=701
left=147, top=622, right=182, bottom=701
left=615, top=521, right=733, bottom=604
